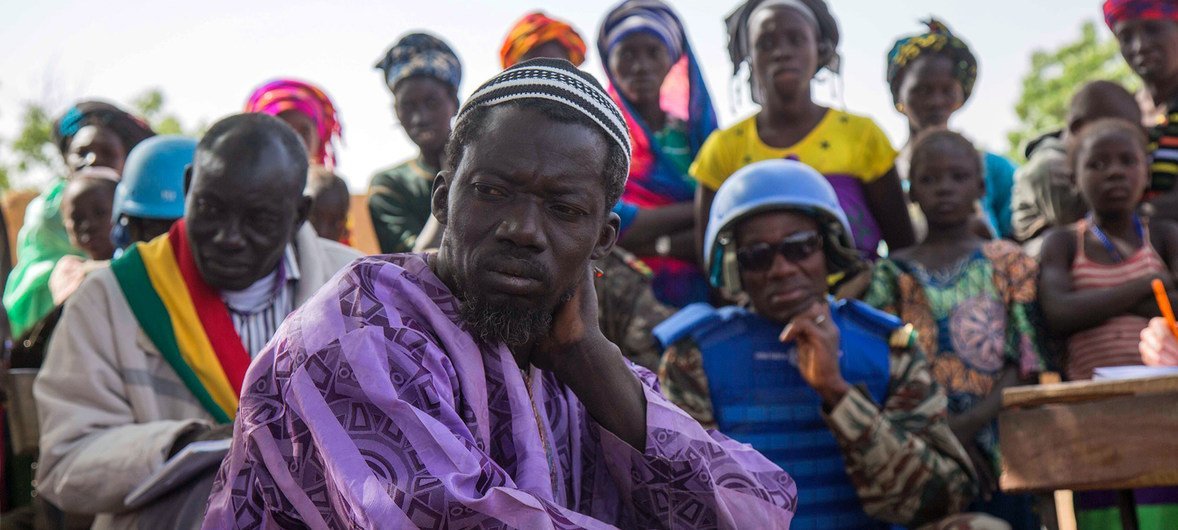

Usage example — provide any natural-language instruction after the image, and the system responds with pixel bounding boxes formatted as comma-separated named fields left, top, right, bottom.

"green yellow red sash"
left=109, top=221, right=249, bottom=423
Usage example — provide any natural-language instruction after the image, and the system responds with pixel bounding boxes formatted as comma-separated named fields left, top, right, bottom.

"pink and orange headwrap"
left=244, top=79, right=343, bottom=169
left=1104, top=0, right=1178, bottom=30
left=500, top=12, right=587, bottom=69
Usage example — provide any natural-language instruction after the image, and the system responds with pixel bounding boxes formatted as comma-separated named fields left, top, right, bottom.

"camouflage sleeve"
left=656, top=339, right=717, bottom=430
left=822, top=330, right=978, bottom=526
left=618, top=287, right=674, bottom=372
left=593, top=251, right=673, bottom=372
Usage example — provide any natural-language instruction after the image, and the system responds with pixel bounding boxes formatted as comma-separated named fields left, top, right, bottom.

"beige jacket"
left=34, top=225, right=360, bottom=529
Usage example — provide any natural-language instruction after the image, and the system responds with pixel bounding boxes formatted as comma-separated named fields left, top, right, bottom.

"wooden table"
left=999, top=375, right=1178, bottom=530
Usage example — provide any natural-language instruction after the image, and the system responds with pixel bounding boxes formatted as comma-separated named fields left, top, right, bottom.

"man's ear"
left=591, top=211, right=621, bottom=261
left=294, top=195, right=312, bottom=229
left=183, top=164, right=193, bottom=195
left=431, top=171, right=451, bottom=226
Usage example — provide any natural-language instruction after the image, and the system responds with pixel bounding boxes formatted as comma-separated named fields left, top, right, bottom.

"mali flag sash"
left=109, top=221, right=250, bottom=423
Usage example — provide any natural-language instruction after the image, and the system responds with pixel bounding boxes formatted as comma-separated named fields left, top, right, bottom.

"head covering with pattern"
left=500, top=12, right=588, bottom=68
left=375, top=32, right=463, bottom=97
left=886, top=18, right=978, bottom=107
left=244, top=79, right=344, bottom=169
left=456, top=57, right=631, bottom=169
left=1104, top=0, right=1178, bottom=29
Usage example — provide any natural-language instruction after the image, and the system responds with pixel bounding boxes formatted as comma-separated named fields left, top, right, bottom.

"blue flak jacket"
left=655, top=298, right=897, bottom=530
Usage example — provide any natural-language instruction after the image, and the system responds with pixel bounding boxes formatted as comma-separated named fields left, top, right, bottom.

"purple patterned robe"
left=202, top=254, right=797, bottom=529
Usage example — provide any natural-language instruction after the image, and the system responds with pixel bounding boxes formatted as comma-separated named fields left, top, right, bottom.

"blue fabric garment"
left=983, top=151, right=1017, bottom=239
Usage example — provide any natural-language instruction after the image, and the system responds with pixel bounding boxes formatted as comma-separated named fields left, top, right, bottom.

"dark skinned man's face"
left=185, top=139, right=309, bottom=291
left=737, top=210, right=828, bottom=325
left=432, top=105, right=619, bottom=346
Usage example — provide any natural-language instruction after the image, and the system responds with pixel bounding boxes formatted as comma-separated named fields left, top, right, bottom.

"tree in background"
left=132, top=88, right=189, bottom=136
left=0, top=88, right=195, bottom=191
left=0, top=102, right=56, bottom=191
left=1006, top=21, right=1139, bottom=161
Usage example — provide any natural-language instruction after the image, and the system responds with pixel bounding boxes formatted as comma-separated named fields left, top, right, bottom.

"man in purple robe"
left=202, top=58, right=798, bottom=529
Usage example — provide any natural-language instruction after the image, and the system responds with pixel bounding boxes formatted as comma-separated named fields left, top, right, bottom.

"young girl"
left=599, top=0, right=717, bottom=306
left=1039, top=117, right=1178, bottom=528
left=693, top=0, right=913, bottom=259
left=886, top=18, right=1017, bottom=240
left=865, top=130, right=1044, bottom=529
left=48, top=167, right=119, bottom=305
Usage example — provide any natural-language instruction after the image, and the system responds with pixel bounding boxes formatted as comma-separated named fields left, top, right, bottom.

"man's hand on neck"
left=523, top=265, right=648, bottom=451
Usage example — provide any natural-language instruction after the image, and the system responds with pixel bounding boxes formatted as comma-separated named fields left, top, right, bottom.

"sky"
left=0, top=0, right=1118, bottom=192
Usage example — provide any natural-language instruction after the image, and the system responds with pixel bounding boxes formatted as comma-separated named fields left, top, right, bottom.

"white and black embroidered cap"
left=455, top=58, right=632, bottom=169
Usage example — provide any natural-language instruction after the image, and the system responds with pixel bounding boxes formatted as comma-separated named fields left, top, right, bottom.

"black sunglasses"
left=735, top=231, right=823, bottom=271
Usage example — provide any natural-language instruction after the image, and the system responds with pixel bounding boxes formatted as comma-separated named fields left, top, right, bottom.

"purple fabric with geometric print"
left=201, top=254, right=797, bottom=529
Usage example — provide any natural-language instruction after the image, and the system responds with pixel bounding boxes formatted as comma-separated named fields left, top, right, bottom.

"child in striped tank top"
left=1039, top=117, right=1178, bottom=529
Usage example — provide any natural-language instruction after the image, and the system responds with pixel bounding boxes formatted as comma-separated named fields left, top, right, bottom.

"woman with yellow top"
left=693, top=0, right=914, bottom=260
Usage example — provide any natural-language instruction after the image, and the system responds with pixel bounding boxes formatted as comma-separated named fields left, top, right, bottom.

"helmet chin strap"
left=722, top=244, right=743, bottom=298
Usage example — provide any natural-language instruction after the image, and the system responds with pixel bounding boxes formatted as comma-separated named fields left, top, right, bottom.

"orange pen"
left=1151, top=278, right=1178, bottom=339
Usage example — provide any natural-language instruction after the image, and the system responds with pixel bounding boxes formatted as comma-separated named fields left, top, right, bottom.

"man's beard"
left=458, top=287, right=576, bottom=347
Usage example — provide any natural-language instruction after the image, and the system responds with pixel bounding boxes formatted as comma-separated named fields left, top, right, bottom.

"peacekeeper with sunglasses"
left=655, top=160, right=982, bottom=529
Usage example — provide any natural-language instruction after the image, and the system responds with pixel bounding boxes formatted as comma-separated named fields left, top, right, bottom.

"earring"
left=895, top=102, right=905, bottom=112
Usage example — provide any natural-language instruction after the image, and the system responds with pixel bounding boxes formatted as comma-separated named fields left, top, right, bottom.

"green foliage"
left=1006, top=21, right=1139, bottom=161
left=0, top=101, right=59, bottom=190
left=10, top=103, right=57, bottom=173
left=132, top=88, right=190, bottom=135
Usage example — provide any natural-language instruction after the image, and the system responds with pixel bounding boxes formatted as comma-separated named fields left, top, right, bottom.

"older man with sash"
left=33, top=113, right=360, bottom=528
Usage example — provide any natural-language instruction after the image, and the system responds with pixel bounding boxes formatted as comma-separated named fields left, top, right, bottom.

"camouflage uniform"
left=659, top=325, right=986, bottom=528
left=594, top=248, right=674, bottom=372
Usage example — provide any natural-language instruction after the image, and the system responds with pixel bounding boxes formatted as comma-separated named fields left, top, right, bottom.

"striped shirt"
left=223, top=245, right=300, bottom=358
left=1148, top=95, right=1178, bottom=195
left=1066, top=220, right=1164, bottom=380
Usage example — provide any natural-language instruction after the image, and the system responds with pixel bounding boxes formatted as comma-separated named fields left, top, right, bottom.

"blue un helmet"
left=111, top=135, right=196, bottom=249
left=704, top=159, right=862, bottom=296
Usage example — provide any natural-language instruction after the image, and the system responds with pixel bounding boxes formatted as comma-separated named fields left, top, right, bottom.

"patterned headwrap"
left=725, top=0, right=841, bottom=79
left=500, top=12, right=587, bottom=68
left=886, top=18, right=978, bottom=107
left=457, top=58, right=631, bottom=172
left=244, top=79, right=343, bottom=169
left=1104, top=0, right=1178, bottom=29
left=601, top=0, right=685, bottom=63
left=52, top=100, right=155, bottom=160
left=375, top=32, right=462, bottom=96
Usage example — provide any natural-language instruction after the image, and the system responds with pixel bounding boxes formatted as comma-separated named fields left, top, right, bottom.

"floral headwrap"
left=886, top=18, right=978, bottom=107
